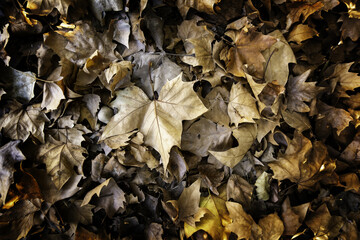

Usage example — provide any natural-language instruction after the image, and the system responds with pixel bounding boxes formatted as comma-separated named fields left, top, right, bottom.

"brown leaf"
left=177, top=179, right=202, bottom=223
left=38, top=135, right=87, bottom=189
left=305, top=204, right=344, bottom=239
left=26, top=0, right=73, bottom=17
left=328, top=62, right=360, bottom=92
left=339, top=15, right=360, bottom=41
left=269, top=131, right=336, bottom=190
left=287, top=24, right=319, bottom=44
left=227, top=174, right=253, bottom=210
left=181, top=0, right=221, bottom=14
left=41, top=82, right=65, bottom=110
left=225, top=28, right=277, bottom=78
left=281, top=197, right=310, bottom=235
left=287, top=70, right=321, bottom=112
left=286, top=2, right=324, bottom=30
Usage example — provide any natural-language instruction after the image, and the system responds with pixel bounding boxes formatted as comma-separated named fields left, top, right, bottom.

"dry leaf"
left=177, top=179, right=201, bottom=224
left=258, top=213, right=284, bottom=240
left=26, top=0, right=73, bottom=17
left=288, top=24, right=319, bottom=44
left=281, top=197, right=310, bottom=236
left=225, top=29, right=277, bottom=78
left=41, top=82, right=65, bottom=110
left=38, top=135, right=87, bottom=189
left=286, top=2, right=324, bottom=30
left=226, top=174, right=253, bottom=210
left=0, top=104, right=49, bottom=143
left=101, top=73, right=207, bottom=171
left=210, top=124, right=257, bottom=168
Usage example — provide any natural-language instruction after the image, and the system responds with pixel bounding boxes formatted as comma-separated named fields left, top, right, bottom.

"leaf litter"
left=0, top=0, right=360, bottom=239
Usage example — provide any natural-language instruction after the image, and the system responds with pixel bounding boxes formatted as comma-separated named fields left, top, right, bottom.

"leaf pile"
left=0, top=0, right=360, bottom=239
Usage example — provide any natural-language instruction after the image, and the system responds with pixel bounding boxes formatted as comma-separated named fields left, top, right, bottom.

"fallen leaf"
left=226, top=174, right=253, bottom=210
left=37, top=135, right=87, bottom=189
left=339, top=15, right=360, bottom=41
left=328, top=62, right=360, bottom=92
left=146, top=222, right=164, bottom=240
left=227, top=82, right=260, bottom=125
left=210, top=123, right=257, bottom=168
left=202, top=86, right=230, bottom=126
left=281, top=108, right=311, bottom=132
left=177, top=179, right=202, bottom=224
left=263, top=30, right=296, bottom=86
left=305, top=204, right=344, bottom=239
left=181, top=0, right=221, bottom=14
left=181, top=118, right=233, bottom=157
left=89, top=0, right=123, bottom=24
left=286, top=2, right=324, bottom=30
left=81, top=178, right=125, bottom=217
left=0, top=141, right=26, bottom=205
left=26, top=0, right=73, bottom=17
left=281, top=197, right=310, bottom=236
left=225, top=28, right=277, bottom=78
left=286, top=70, right=321, bottom=112
left=287, top=24, right=319, bottom=44
left=268, top=131, right=336, bottom=190
left=0, top=104, right=49, bottom=143
left=255, top=171, right=270, bottom=201
left=101, top=73, right=207, bottom=171
left=41, top=82, right=65, bottom=110
left=258, top=213, right=284, bottom=240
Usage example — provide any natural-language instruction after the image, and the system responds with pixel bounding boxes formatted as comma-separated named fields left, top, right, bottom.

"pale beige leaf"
left=178, top=179, right=202, bottom=222
left=0, top=104, right=49, bottom=143
left=263, top=30, right=296, bottom=86
left=38, top=136, right=87, bottom=189
left=281, top=108, right=311, bottom=132
left=41, top=82, right=65, bottom=110
left=255, top=171, right=270, bottom=201
left=188, top=36, right=215, bottom=73
left=329, top=62, right=360, bottom=92
left=210, top=124, right=257, bottom=168
left=202, top=86, right=230, bottom=126
left=101, top=73, right=207, bottom=171
left=228, top=82, right=260, bottom=125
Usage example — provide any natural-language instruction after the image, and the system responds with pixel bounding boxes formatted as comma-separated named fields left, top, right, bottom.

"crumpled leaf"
left=286, top=70, right=321, bottom=112
left=258, top=213, right=284, bottom=240
left=37, top=135, right=87, bottom=189
left=210, top=124, right=257, bottom=168
left=285, top=2, right=324, bottom=30
left=202, top=86, right=230, bottom=125
left=44, top=21, right=117, bottom=66
left=0, top=104, right=49, bottom=143
left=89, top=0, right=123, bottom=24
left=225, top=28, right=277, bottom=78
left=328, top=62, right=360, bottom=92
left=181, top=118, right=233, bottom=157
left=227, top=82, right=260, bottom=125
left=255, top=171, right=270, bottom=201
left=305, top=204, right=344, bottom=239
left=100, top=73, right=207, bottom=171
left=0, top=65, right=36, bottom=103
left=0, top=141, right=26, bottom=205
left=263, top=30, right=296, bottom=86
left=48, top=124, right=90, bottom=146
left=268, top=131, right=336, bottom=190
left=227, top=174, right=253, bottom=210
left=281, top=197, right=310, bottom=236
left=182, top=0, right=221, bottom=14
left=81, top=178, right=125, bottom=218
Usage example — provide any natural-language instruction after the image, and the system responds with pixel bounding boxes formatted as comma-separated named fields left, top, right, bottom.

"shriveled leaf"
left=0, top=141, right=26, bottom=205
left=101, top=73, right=207, bottom=171
left=210, top=124, right=257, bottom=168
left=26, top=0, right=73, bottom=17
left=281, top=197, right=310, bottom=235
left=286, top=2, right=324, bottom=30
left=181, top=0, right=221, bottom=14
left=89, top=0, right=123, bottom=23
left=255, top=171, right=270, bottom=201
left=0, top=104, right=49, bottom=143
left=38, top=136, right=87, bottom=189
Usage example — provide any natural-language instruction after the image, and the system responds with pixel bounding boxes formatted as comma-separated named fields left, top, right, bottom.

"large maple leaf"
left=100, top=73, right=207, bottom=171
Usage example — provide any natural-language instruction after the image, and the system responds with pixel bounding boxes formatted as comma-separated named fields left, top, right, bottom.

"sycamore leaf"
left=263, top=30, right=296, bottom=86
left=181, top=118, right=233, bottom=157
left=0, top=65, right=36, bottom=103
left=0, top=141, right=26, bottom=205
left=281, top=197, right=310, bottom=235
left=41, top=82, right=65, bottom=110
left=188, top=36, right=216, bottom=73
left=37, top=136, right=87, bottom=189
left=339, top=15, right=360, bottom=41
left=288, top=24, right=319, bottom=44
left=47, top=124, right=90, bottom=146
left=285, top=2, right=324, bottom=30
left=44, top=21, right=117, bottom=66
left=0, top=104, right=49, bottom=143
left=226, top=174, right=253, bottom=210
left=177, top=179, right=201, bottom=224
left=258, top=213, right=284, bottom=240
left=184, top=186, right=231, bottom=240
left=268, top=131, right=336, bottom=190
left=316, top=101, right=353, bottom=135
left=210, top=124, right=257, bottom=168
left=26, top=0, right=73, bottom=17
left=281, top=108, right=311, bottom=132
left=81, top=178, right=125, bottom=218
left=328, top=62, right=360, bottom=92
left=287, top=70, right=321, bottom=112
left=100, top=73, right=207, bottom=171
left=228, top=82, right=260, bottom=125
left=202, top=86, right=230, bottom=126
left=99, top=61, right=132, bottom=94
left=225, top=29, right=276, bottom=78
left=225, top=201, right=262, bottom=240
left=59, top=200, right=94, bottom=225
left=305, top=204, right=344, bottom=239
